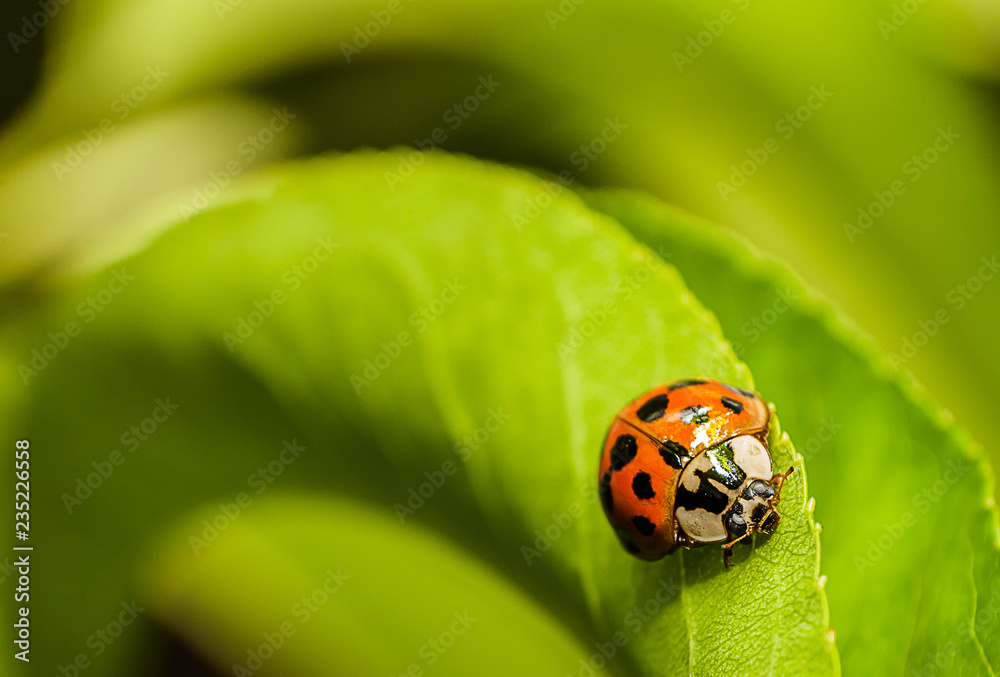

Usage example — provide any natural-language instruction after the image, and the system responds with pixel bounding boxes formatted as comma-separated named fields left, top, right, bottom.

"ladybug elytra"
left=598, top=378, right=793, bottom=567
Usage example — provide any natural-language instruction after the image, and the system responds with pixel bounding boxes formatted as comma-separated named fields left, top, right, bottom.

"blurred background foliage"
left=0, top=0, right=998, bottom=675
left=1, top=0, right=997, bottom=465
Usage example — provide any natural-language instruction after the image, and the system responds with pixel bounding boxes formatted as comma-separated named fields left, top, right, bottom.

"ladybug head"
left=724, top=466, right=794, bottom=540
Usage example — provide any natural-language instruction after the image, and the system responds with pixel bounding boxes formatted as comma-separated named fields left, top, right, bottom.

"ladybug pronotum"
left=598, top=378, right=793, bottom=567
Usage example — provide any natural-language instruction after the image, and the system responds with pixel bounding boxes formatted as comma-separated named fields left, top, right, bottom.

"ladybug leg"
left=722, top=531, right=752, bottom=568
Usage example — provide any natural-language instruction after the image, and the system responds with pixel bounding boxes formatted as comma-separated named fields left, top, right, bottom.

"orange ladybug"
left=598, top=378, right=793, bottom=567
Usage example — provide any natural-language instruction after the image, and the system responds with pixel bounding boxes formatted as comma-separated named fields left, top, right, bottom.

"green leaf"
left=5, top=0, right=999, bottom=481
left=137, top=495, right=606, bottom=677
left=585, top=189, right=1000, bottom=676
left=0, top=152, right=834, bottom=676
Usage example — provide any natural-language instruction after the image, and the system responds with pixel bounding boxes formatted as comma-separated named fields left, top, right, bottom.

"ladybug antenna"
left=770, top=466, right=795, bottom=499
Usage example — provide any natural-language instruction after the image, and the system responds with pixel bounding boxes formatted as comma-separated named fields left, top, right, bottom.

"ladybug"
left=597, top=378, right=793, bottom=567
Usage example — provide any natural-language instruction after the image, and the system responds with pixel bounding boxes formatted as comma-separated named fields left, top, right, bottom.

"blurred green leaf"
left=0, top=152, right=833, bottom=676
left=138, top=495, right=610, bottom=677
left=2, top=0, right=997, bottom=478
left=0, top=94, right=305, bottom=287
left=587, top=189, right=1000, bottom=676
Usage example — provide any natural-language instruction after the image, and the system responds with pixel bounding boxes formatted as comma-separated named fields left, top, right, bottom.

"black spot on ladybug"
left=668, top=379, right=707, bottom=390
left=723, top=384, right=757, bottom=399
left=720, top=397, right=744, bottom=414
left=679, top=405, right=710, bottom=425
left=730, top=500, right=743, bottom=515
left=675, top=469, right=730, bottom=514
left=610, top=435, right=638, bottom=471
left=726, top=511, right=748, bottom=539
left=632, top=515, right=656, bottom=536
left=636, top=393, right=670, bottom=422
left=599, top=471, right=614, bottom=515
left=632, top=472, right=655, bottom=500
left=657, top=439, right=688, bottom=469
left=751, top=504, right=766, bottom=523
